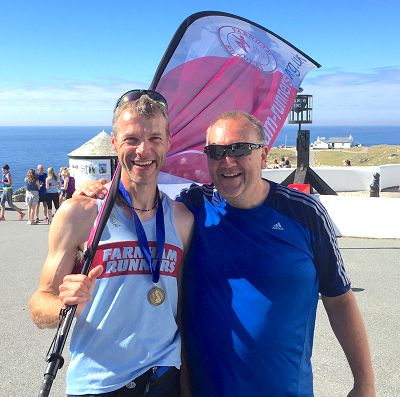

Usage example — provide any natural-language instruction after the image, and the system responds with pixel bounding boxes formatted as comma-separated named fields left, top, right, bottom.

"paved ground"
left=0, top=205, right=399, bottom=396
left=313, top=237, right=400, bottom=397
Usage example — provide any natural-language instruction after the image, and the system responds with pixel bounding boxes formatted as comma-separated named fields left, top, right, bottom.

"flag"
left=151, top=11, right=320, bottom=183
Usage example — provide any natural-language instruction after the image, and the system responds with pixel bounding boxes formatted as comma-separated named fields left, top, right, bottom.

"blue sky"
left=1, top=0, right=399, bottom=126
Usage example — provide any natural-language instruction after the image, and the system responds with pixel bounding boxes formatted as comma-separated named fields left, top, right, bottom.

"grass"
left=268, top=145, right=400, bottom=167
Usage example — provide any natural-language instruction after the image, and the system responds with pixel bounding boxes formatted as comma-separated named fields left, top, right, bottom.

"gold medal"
left=147, top=286, right=166, bottom=306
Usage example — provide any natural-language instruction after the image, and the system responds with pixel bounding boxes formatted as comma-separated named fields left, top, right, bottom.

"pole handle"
left=38, top=373, right=55, bottom=397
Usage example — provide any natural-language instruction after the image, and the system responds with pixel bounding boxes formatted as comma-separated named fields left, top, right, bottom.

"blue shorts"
left=39, top=193, right=47, bottom=203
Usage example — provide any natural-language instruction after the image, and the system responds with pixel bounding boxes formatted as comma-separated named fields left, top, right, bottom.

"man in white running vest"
left=29, top=90, right=193, bottom=397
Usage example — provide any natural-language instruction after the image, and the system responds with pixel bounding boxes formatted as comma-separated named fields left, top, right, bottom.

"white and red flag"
left=151, top=11, right=320, bottom=183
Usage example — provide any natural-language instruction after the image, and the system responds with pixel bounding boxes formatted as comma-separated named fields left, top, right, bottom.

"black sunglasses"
left=114, top=89, right=168, bottom=111
left=204, top=142, right=264, bottom=160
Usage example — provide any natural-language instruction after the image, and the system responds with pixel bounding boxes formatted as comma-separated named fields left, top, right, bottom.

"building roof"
left=68, top=130, right=117, bottom=157
left=315, top=135, right=353, bottom=144
left=325, top=136, right=353, bottom=144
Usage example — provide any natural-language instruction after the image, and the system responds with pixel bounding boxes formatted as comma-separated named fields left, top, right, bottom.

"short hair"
left=2, top=164, right=9, bottom=170
left=207, top=111, right=265, bottom=142
left=112, top=94, right=169, bottom=136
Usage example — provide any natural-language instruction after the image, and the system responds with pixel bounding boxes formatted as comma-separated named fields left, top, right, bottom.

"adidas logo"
left=272, top=222, right=284, bottom=231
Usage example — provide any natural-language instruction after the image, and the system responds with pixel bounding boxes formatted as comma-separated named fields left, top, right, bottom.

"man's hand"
left=347, top=385, right=375, bottom=397
left=59, top=265, right=104, bottom=316
left=347, top=387, right=375, bottom=397
left=74, top=179, right=108, bottom=199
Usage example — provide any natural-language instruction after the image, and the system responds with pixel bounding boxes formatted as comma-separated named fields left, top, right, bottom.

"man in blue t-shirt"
left=78, top=111, right=375, bottom=396
left=35, top=164, right=49, bottom=222
left=175, top=111, right=374, bottom=397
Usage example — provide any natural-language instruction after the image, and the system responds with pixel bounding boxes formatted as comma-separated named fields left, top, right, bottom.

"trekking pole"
left=38, top=164, right=121, bottom=397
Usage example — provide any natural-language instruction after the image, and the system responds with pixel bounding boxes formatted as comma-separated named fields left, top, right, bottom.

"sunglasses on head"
left=204, top=142, right=264, bottom=160
left=114, top=89, right=168, bottom=111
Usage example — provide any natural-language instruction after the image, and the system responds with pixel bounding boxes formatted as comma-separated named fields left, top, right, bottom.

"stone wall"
left=12, top=187, right=26, bottom=202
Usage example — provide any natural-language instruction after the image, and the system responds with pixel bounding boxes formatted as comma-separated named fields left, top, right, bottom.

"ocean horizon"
left=1, top=125, right=400, bottom=190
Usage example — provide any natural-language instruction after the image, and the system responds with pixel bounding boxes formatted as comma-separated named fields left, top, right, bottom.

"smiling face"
left=112, top=109, right=170, bottom=188
left=206, top=115, right=268, bottom=208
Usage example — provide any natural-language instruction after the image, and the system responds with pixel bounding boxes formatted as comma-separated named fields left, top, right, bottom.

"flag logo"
left=218, top=26, right=277, bottom=72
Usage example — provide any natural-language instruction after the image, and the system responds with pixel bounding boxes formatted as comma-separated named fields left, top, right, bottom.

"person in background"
left=35, top=164, right=49, bottom=223
left=25, top=168, right=40, bottom=225
left=344, top=159, right=352, bottom=166
left=58, top=167, right=66, bottom=206
left=278, top=156, right=286, bottom=167
left=271, top=158, right=280, bottom=169
left=284, top=158, right=292, bottom=168
left=60, top=168, right=75, bottom=201
left=29, top=90, right=194, bottom=396
left=0, top=164, right=25, bottom=221
left=45, top=167, right=59, bottom=223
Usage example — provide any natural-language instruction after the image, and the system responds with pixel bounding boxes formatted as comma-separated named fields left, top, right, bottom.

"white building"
left=312, top=134, right=353, bottom=149
left=68, top=130, right=117, bottom=187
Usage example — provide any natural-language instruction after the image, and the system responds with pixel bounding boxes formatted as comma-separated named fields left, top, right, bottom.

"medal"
left=119, top=182, right=166, bottom=305
left=148, top=285, right=166, bottom=306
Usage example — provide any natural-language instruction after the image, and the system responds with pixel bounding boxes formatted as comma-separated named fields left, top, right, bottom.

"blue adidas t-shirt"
left=177, top=181, right=350, bottom=397
left=37, top=172, right=47, bottom=195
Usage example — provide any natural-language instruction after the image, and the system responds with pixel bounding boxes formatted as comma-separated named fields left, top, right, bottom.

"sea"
left=1, top=125, right=399, bottom=190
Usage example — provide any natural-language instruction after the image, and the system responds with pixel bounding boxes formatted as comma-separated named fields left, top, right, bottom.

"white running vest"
left=66, top=193, right=183, bottom=395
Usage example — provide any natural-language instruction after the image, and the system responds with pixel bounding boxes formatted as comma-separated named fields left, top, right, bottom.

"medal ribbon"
left=118, top=181, right=165, bottom=284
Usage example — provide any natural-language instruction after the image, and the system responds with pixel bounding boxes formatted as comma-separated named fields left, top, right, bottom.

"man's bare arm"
left=322, top=290, right=375, bottom=397
left=29, top=196, right=99, bottom=328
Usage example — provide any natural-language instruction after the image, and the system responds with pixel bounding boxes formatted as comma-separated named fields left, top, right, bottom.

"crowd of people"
left=268, top=156, right=292, bottom=169
left=0, top=163, right=75, bottom=224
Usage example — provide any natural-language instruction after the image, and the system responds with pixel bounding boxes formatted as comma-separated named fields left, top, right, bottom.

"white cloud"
left=0, top=79, right=147, bottom=125
left=1, top=68, right=400, bottom=126
left=301, top=67, right=400, bottom=125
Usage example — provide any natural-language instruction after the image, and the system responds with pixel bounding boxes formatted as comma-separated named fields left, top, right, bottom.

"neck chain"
left=119, top=194, right=159, bottom=212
